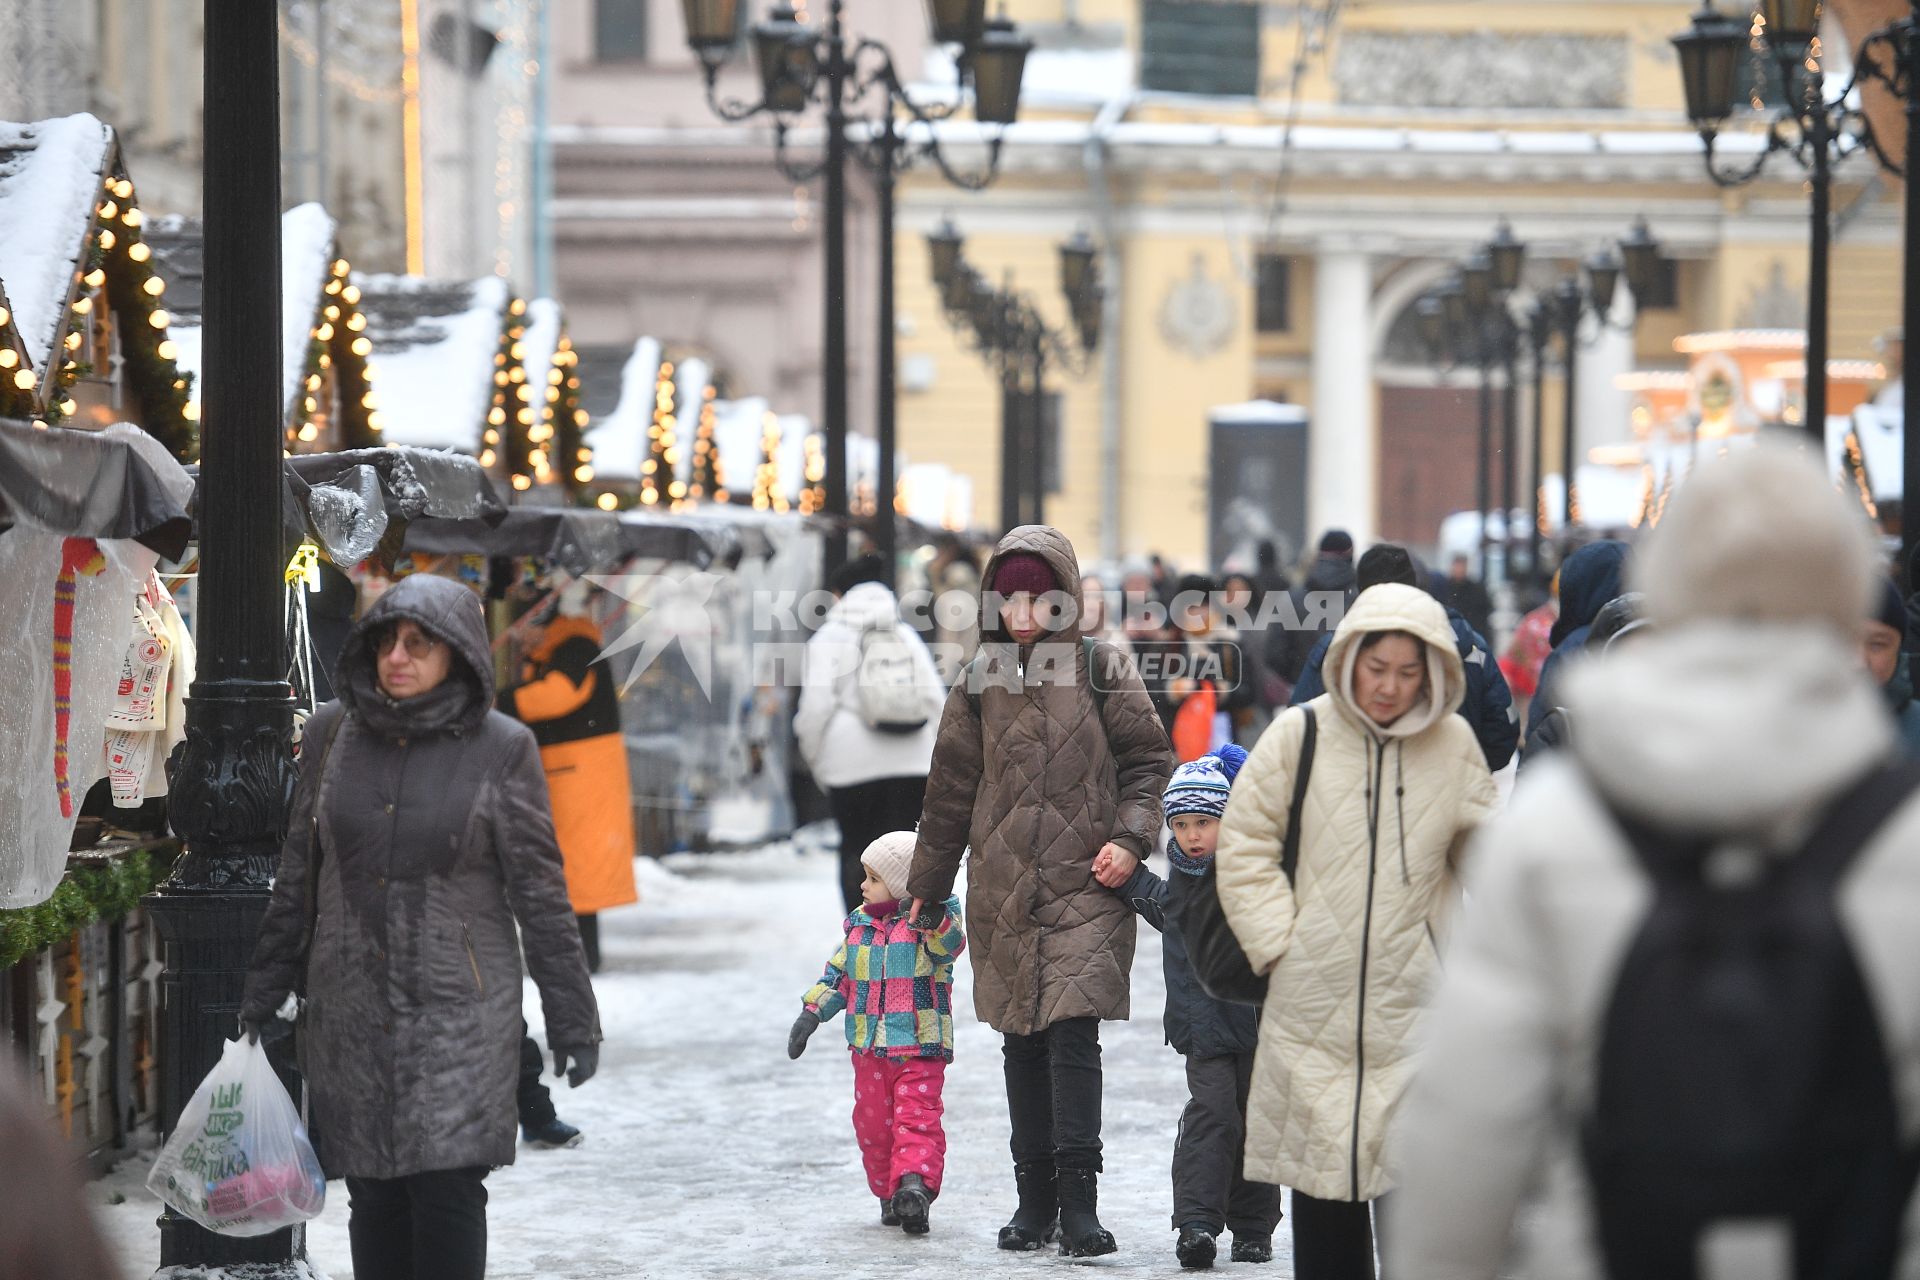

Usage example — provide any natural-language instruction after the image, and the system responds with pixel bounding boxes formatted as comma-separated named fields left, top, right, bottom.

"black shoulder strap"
left=1280, top=705, right=1318, bottom=886
left=1611, top=757, right=1920, bottom=889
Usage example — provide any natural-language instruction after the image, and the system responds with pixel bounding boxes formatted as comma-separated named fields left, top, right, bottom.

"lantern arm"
left=700, top=59, right=775, bottom=122
left=1833, top=27, right=1911, bottom=177
left=1699, top=118, right=1788, bottom=188
left=852, top=38, right=968, bottom=124
left=771, top=118, right=832, bottom=184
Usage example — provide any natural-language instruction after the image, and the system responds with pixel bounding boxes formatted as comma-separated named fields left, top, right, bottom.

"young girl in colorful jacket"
left=787, top=831, right=965, bottom=1235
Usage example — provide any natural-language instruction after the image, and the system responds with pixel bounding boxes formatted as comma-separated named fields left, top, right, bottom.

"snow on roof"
left=672, top=357, right=711, bottom=485
left=0, top=114, right=113, bottom=372
left=1852, top=403, right=1904, bottom=501
left=147, top=203, right=339, bottom=422
left=582, top=336, right=663, bottom=482
left=356, top=273, right=510, bottom=454
left=776, top=414, right=812, bottom=502
left=712, top=396, right=768, bottom=494
left=521, top=298, right=563, bottom=422
left=1210, top=399, right=1308, bottom=427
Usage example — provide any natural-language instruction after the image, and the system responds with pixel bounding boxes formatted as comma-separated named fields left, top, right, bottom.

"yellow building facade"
left=893, top=0, right=1903, bottom=567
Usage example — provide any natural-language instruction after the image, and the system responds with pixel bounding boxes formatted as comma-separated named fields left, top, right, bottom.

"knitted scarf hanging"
left=54, top=536, right=108, bottom=817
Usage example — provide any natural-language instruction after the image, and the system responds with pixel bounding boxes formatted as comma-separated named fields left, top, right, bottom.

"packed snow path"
left=101, top=840, right=1311, bottom=1278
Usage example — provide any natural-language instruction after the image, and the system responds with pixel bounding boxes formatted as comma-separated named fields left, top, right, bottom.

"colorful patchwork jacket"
left=802, top=897, right=966, bottom=1060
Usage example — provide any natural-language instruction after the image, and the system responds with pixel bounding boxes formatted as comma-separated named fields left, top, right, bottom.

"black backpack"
left=1168, top=706, right=1316, bottom=1007
left=1582, top=759, right=1920, bottom=1280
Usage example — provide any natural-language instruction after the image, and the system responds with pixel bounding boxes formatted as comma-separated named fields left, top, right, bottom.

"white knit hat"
left=1631, top=442, right=1879, bottom=638
left=860, top=831, right=918, bottom=902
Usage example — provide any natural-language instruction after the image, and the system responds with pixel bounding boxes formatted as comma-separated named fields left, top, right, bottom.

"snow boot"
left=1230, top=1234, right=1273, bottom=1264
left=996, top=1160, right=1059, bottom=1250
left=879, top=1197, right=901, bottom=1227
left=893, top=1173, right=931, bottom=1236
left=1056, top=1168, right=1118, bottom=1258
left=520, top=1117, right=583, bottom=1149
left=1176, top=1223, right=1217, bottom=1270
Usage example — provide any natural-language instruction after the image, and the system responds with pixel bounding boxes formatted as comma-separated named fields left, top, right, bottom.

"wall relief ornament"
left=1159, top=255, right=1237, bottom=360
left=1333, top=31, right=1629, bottom=111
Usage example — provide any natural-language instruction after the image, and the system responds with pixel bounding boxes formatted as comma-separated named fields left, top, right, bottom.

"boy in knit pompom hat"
left=1093, top=744, right=1284, bottom=1269
left=787, top=831, right=966, bottom=1235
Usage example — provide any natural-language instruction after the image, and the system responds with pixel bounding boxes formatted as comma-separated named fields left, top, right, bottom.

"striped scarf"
left=54, top=537, right=107, bottom=816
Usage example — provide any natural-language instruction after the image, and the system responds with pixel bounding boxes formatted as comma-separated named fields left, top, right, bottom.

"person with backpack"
left=1215, top=583, right=1498, bottom=1280
left=1517, top=538, right=1629, bottom=768
left=1521, top=592, right=1648, bottom=764
left=1390, top=444, right=1920, bottom=1280
left=1290, top=543, right=1519, bottom=772
left=795, top=554, right=947, bottom=914
left=905, top=526, right=1176, bottom=1258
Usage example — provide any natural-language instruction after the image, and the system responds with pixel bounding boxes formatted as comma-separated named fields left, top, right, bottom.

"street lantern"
left=1586, top=248, right=1623, bottom=318
left=1672, top=4, right=1750, bottom=134
left=943, top=262, right=980, bottom=315
left=682, top=0, right=742, bottom=63
left=1073, top=284, right=1103, bottom=351
left=1439, top=276, right=1470, bottom=335
left=925, top=0, right=988, bottom=47
left=970, top=15, right=1032, bottom=126
left=1554, top=275, right=1586, bottom=331
left=927, top=219, right=965, bottom=291
left=1461, top=250, right=1495, bottom=313
left=1416, top=295, right=1448, bottom=357
left=1487, top=219, right=1527, bottom=294
left=1619, top=217, right=1663, bottom=301
left=1059, top=230, right=1097, bottom=306
left=753, top=5, right=816, bottom=115
left=1759, top=0, right=1823, bottom=51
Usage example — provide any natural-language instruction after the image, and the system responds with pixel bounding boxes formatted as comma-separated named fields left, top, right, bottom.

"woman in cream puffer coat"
left=1216, top=583, right=1498, bottom=1279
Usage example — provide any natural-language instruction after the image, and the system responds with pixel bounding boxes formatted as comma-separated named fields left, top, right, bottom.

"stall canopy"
left=0, top=417, right=193, bottom=556
left=403, top=505, right=730, bottom=573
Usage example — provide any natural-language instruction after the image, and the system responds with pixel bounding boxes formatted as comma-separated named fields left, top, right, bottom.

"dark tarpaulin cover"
left=0, top=417, right=193, bottom=558
left=403, top=506, right=722, bottom=573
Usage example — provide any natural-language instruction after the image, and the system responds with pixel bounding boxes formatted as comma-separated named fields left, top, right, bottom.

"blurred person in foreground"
left=1390, top=445, right=1920, bottom=1279
left=0, top=1065, right=119, bottom=1280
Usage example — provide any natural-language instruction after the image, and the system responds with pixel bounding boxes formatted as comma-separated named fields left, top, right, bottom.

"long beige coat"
left=907, top=525, right=1176, bottom=1036
left=1217, top=583, right=1497, bottom=1201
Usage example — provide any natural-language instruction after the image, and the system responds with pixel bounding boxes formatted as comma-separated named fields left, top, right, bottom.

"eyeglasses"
left=372, top=626, right=441, bottom=660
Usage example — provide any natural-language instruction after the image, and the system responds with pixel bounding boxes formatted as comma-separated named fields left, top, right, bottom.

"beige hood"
left=1324, top=583, right=1466, bottom=739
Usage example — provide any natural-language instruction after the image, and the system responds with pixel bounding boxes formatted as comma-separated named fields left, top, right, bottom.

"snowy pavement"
left=100, top=839, right=1305, bottom=1278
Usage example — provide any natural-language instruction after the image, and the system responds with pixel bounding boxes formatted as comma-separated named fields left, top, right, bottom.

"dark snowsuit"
left=1520, top=540, right=1629, bottom=766
left=1116, top=857, right=1283, bottom=1239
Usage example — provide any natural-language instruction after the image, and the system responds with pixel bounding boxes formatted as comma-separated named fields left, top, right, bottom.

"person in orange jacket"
left=501, top=583, right=640, bottom=972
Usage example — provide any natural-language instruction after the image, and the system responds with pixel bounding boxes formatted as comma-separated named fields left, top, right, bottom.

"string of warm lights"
left=641, top=359, right=678, bottom=508
left=492, top=295, right=531, bottom=487
left=688, top=385, right=726, bottom=504
left=295, top=254, right=379, bottom=452
left=751, top=409, right=787, bottom=513
left=799, top=432, right=826, bottom=516
left=551, top=333, right=591, bottom=500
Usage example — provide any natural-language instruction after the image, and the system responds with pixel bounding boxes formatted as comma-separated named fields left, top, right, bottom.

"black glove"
left=911, top=902, right=945, bottom=932
left=787, top=1010, right=821, bottom=1059
left=240, top=1015, right=293, bottom=1047
left=553, top=1043, right=598, bottom=1088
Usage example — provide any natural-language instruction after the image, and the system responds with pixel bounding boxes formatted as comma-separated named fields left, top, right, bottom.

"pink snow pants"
left=850, top=1051, right=948, bottom=1200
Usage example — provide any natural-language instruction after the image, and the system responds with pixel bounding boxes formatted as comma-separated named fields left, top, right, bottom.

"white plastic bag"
left=146, top=1036, right=326, bottom=1236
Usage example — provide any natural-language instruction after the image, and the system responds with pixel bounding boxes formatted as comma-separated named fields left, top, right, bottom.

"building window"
left=1635, top=257, right=1680, bottom=312
left=1140, top=0, right=1260, bottom=98
left=595, top=0, right=647, bottom=62
left=1256, top=255, right=1291, bottom=333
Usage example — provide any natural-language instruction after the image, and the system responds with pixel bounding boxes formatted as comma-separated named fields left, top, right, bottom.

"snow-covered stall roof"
left=0, top=114, right=113, bottom=373
left=522, top=298, right=563, bottom=423
left=775, top=414, right=812, bottom=503
left=582, top=337, right=663, bottom=482
left=146, top=202, right=340, bottom=423
left=712, top=397, right=769, bottom=497
left=355, top=273, right=510, bottom=454
left=671, top=357, right=711, bottom=486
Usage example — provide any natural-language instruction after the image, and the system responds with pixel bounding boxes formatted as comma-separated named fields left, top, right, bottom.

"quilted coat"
left=1216, top=583, right=1498, bottom=1202
left=502, top=613, right=638, bottom=915
left=242, top=574, right=600, bottom=1181
left=906, top=525, right=1177, bottom=1036
left=802, top=896, right=966, bottom=1060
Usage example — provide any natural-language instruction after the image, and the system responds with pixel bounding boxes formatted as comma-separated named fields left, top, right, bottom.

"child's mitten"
left=787, top=1010, right=821, bottom=1059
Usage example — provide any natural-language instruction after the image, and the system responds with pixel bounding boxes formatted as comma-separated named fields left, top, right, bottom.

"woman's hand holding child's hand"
left=1091, top=842, right=1138, bottom=889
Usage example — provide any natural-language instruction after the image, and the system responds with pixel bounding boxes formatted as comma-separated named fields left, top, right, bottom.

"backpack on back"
left=1581, top=760, right=1920, bottom=1280
left=854, top=618, right=939, bottom=734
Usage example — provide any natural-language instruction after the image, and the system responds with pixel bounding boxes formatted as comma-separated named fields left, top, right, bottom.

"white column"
left=1309, top=250, right=1377, bottom=546
left=1578, top=296, right=1636, bottom=453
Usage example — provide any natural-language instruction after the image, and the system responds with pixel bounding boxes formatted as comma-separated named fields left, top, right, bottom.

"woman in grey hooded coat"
left=241, top=573, right=600, bottom=1280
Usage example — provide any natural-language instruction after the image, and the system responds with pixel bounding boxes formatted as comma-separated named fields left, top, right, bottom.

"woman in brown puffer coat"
left=907, top=525, right=1176, bottom=1258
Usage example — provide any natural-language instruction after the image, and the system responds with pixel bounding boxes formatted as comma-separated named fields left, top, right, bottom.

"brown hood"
left=978, top=524, right=1085, bottom=645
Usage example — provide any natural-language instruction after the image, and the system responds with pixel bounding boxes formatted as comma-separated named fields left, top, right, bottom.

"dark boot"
left=893, top=1172, right=931, bottom=1236
left=520, top=1116, right=583, bottom=1149
left=1230, top=1233, right=1273, bottom=1263
left=1176, top=1223, right=1217, bottom=1270
left=997, top=1160, right=1059, bottom=1250
left=879, top=1196, right=901, bottom=1227
left=1056, top=1168, right=1117, bottom=1257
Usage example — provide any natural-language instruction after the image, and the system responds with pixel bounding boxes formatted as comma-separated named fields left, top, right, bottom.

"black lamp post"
left=1668, top=0, right=1915, bottom=441
left=684, top=0, right=1031, bottom=583
left=1526, top=301, right=1554, bottom=584
left=144, top=0, right=301, bottom=1272
left=928, top=225, right=1102, bottom=530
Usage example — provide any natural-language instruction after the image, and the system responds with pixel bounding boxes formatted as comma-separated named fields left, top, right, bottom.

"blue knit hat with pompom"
left=1164, top=743, right=1247, bottom=821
